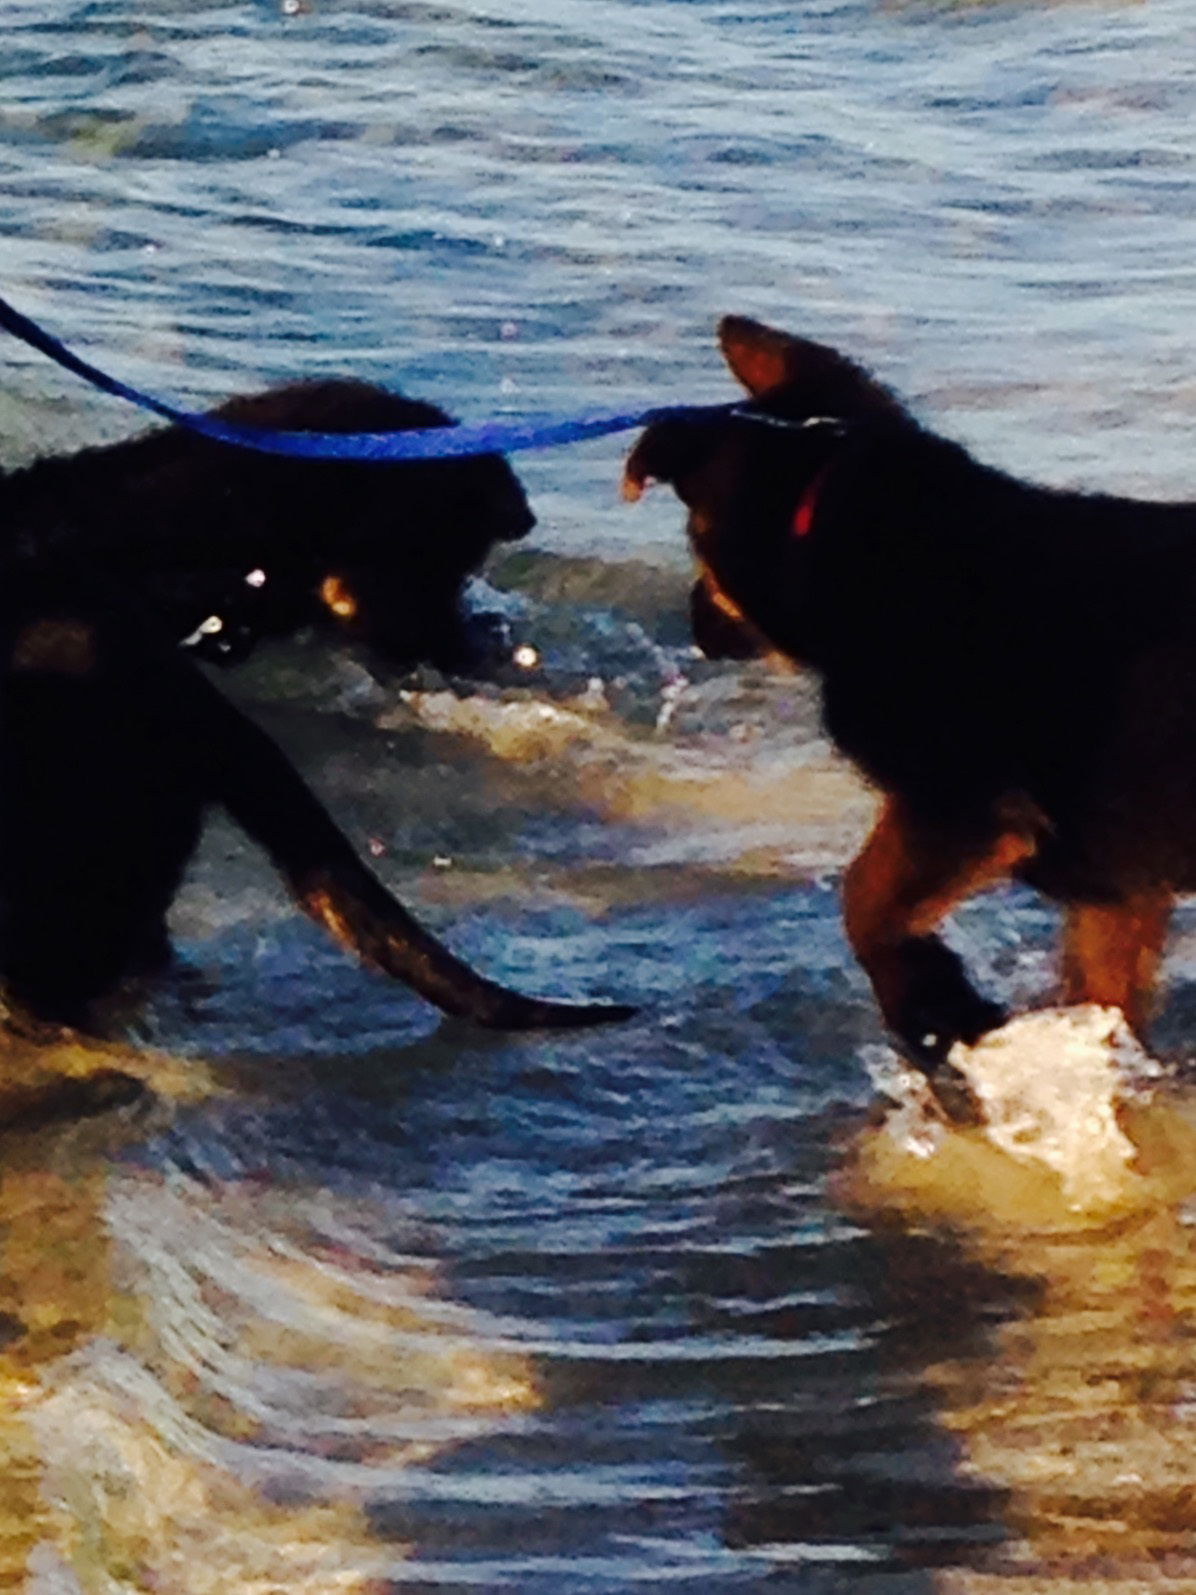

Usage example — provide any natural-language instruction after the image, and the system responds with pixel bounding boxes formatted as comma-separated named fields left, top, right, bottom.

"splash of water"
left=951, top=1006, right=1162, bottom=1205
left=862, top=1006, right=1169, bottom=1215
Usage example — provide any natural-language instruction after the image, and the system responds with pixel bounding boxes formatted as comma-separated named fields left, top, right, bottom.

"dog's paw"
left=899, top=1002, right=1007, bottom=1127
left=890, top=938, right=1006, bottom=1057
left=914, top=1053, right=985, bottom=1127
left=901, top=997, right=1009, bottom=1071
left=887, top=937, right=1006, bottom=1122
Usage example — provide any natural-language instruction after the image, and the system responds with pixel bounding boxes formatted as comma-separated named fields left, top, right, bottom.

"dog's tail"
left=296, top=860, right=633, bottom=1029
left=194, top=674, right=634, bottom=1030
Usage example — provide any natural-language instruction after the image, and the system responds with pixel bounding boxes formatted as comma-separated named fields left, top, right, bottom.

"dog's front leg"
left=843, top=796, right=1036, bottom=1115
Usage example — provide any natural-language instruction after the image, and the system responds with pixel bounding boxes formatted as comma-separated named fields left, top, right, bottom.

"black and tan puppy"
left=624, top=314, right=1196, bottom=1103
left=2, top=380, right=534, bottom=671
left=0, top=556, right=628, bottom=1063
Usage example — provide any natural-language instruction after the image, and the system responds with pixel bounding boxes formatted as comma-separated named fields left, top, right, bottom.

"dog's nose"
left=504, top=502, right=536, bottom=540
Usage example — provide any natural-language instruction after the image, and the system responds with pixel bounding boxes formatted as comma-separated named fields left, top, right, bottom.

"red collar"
left=789, top=420, right=851, bottom=539
left=792, top=457, right=836, bottom=539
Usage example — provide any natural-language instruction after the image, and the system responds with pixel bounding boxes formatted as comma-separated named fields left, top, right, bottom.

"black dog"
left=624, top=314, right=1196, bottom=1106
left=2, top=380, right=534, bottom=671
left=0, top=553, right=630, bottom=1066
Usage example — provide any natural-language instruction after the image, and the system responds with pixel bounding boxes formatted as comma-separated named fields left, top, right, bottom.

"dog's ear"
left=718, top=315, right=809, bottom=396
left=621, top=430, right=661, bottom=501
left=719, top=314, right=909, bottom=421
left=622, top=416, right=717, bottom=502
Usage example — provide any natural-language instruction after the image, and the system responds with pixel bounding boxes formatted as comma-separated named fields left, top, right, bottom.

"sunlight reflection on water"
left=7, top=0, right=1196, bottom=1585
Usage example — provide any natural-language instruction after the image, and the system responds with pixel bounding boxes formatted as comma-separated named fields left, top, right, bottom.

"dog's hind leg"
left=1061, top=892, right=1172, bottom=1039
left=843, top=796, right=1038, bottom=1114
left=187, top=671, right=633, bottom=1030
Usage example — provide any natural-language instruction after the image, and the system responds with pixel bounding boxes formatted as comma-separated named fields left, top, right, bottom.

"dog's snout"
left=505, top=501, right=536, bottom=540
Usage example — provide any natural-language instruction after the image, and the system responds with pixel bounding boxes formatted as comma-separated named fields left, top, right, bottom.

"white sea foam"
left=950, top=1006, right=1162, bottom=1202
left=865, top=1006, right=1168, bottom=1213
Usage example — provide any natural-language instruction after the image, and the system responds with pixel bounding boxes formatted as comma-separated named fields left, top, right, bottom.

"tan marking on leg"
left=694, top=561, right=796, bottom=673
left=844, top=797, right=1037, bottom=951
left=843, top=795, right=1038, bottom=1031
left=700, top=570, right=747, bottom=627
left=1061, top=892, right=1173, bottom=1037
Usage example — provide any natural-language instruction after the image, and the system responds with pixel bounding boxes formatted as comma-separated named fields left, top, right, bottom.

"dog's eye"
left=245, top=568, right=267, bottom=588
left=319, top=575, right=358, bottom=620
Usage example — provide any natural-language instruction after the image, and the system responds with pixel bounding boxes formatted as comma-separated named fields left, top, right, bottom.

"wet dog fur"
left=2, top=380, right=535, bottom=672
left=624, top=315, right=1196, bottom=1110
left=0, top=553, right=629, bottom=1119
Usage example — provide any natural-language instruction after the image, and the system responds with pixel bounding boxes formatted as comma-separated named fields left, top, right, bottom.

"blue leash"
left=0, top=291, right=718, bottom=461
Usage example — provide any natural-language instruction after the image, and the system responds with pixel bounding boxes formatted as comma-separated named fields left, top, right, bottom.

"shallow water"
left=5, top=0, right=1196, bottom=1588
